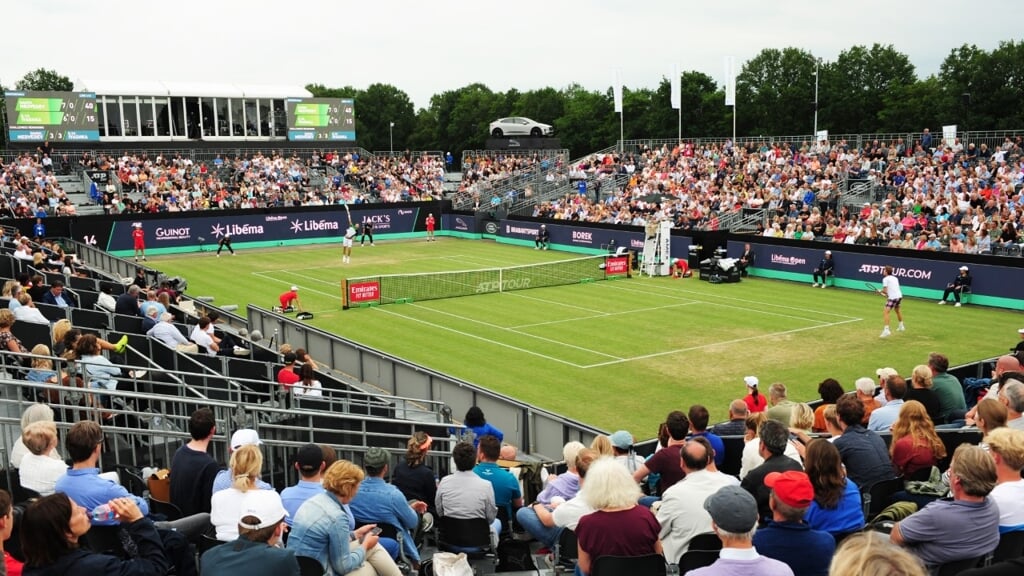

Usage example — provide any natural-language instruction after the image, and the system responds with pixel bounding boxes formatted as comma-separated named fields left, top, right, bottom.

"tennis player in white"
left=879, top=265, right=905, bottom=338
left=342, top=222, right=357, bottom=263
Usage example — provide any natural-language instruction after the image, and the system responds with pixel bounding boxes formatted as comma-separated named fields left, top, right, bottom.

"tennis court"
left=153, top=238, right=1022, bottom=433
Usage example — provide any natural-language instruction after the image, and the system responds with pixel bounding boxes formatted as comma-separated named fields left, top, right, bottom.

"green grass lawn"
left=151, top=238, right=1024, bottom=438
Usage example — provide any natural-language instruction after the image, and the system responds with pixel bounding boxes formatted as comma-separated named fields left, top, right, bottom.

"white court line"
left=251, top=271, right=340, bottom=299
left=607, top=280, right=862, bottom=320
left=274, top=253, right=478, bottom=274
left=503, top=291, right=611, bottom=314
left=582, top=317, right=865, bottom=368
left=598, top=282, right=839, bottom=325
left=371, top=307, right=591, bottom=368
left=510, top=301, right=702, bottom=329
left=405, top=303, right=623, bottom=360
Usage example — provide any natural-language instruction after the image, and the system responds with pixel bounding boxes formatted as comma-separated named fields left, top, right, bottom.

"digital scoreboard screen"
left=286, top=98, right=356, bottom=141
left=4, top=91, right=100, bottom=142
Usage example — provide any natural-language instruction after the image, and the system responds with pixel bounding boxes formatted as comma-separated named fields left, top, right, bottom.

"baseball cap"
left=764, top=471, right=814, bottom=508
left=1018, top=329, right=1024, bottom=335
left=876, top=367, right=898, bottom=380
left=237, top=489, right=288, bottom=530
left=744, top=376, right=759, bottom=388
left=609, top=430, right=634, bottom=450
left=824, top=250, right=831, bottom=255
left=290, top=285, right=298, bottom=291
left=363, top=447, right=390, bottom=469
left=704, top=485, right=758, bottom=533
left=230, top=429, right=263, bottom=450
left=959, top=266, right=969, bottom=271
left=295, top=443, right=324, bottom=473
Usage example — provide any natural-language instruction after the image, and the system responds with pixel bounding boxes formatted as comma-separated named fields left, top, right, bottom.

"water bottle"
left=91, top=504, right=117, bottom=522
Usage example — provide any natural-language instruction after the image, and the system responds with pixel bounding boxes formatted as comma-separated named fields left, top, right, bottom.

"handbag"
left=431, top=552, right=474, bottom=576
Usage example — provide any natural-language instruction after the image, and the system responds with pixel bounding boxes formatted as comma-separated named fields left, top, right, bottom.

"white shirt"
left=293, top=379, right=323, bottom=397
left=882, top=274, right=903, bottom=300
left=14, top=305, right=49, bottom=325
left=211, top=487, right=279, bottom=541
left=991, top=479, right=1024, bottom=532
left=739, top=438, right=803, bottom=479
left=148, top=321, right=189, bottom=347
left=9, top=439, right=60, bottom=469
left=190, top=324, right=216, bottom=356
left=550, top=495, right=594, bottom=531
left=19, top=452, right=68, bottom=496
left=657, top=469, right=740, bottom=561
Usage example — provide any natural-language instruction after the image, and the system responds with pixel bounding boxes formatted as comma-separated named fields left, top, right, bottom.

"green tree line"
left=5, top=41, right=1023, bottom=159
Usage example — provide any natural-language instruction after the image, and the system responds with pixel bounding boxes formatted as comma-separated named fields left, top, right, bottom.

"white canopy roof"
left=74, top=79, right=311, bottom=99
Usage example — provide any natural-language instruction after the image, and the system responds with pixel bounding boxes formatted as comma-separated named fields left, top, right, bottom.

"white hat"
left=133, top=222, right=142, bottom=228
left=744, top=376, right=759, bottom=388
left=876, top=367, right=898, bottom=379
left=959, top=266, right=969, bottom=271
left=290, top=286, right=298, bottom=291
left=824, top=250, right=832, bottom=255
left=1018, top=328, right=1024, bottom=335
left=230, top=429, right=263, bottom=450
left=237, top=489, right=288, bottom=530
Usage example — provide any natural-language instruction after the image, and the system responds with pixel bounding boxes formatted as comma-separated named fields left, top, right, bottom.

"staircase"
left=59, top=173, right=105, bottom=216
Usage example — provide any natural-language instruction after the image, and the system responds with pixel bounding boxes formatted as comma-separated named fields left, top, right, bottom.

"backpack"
left=496, top=537, right=536, bottom=573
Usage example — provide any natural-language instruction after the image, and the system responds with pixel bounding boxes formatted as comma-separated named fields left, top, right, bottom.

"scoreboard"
left=285, top=97, right=356, bottom=141
left=4, top=91, right=100, bottom=142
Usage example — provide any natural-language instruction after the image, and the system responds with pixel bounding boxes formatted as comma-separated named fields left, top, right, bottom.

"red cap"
left=764, top=471, right=814, bottom=508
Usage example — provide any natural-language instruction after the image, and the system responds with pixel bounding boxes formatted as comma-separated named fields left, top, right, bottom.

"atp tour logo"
left=211, top=223, right=265, bottom=238
left=476, top=278, right=532, bottom=293
left=859, top=264, right=932, bottom=280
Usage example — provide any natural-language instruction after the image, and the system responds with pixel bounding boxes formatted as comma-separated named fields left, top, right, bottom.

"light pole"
left=389, top=122, right=394, bottom=155
left=813, top=58, right=820, bottom=137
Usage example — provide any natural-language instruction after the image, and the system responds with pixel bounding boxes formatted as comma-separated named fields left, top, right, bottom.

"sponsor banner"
left=105, top=207, right=419, bottom=252
left=348, top=281, right=381, bottom=304
left=85, top=170, right=109, bottom=184
left=729, top=241, right=1024, bottom=300
left=500, top=220, right=691, bottom=258
left=605, top=256, right=628, bottom=276
left=443, top=213, right=476, bottom=233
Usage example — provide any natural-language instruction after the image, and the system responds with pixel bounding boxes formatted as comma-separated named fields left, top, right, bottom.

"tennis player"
left=879, top=265, right=905, bottom=338
left=132, top=222, right=146, bottom=262
left=343, top=221, right=357, bottom=263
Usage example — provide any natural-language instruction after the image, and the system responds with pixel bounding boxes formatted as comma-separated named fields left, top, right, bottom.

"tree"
left=355, top=83, right=416, bottom=153
left=819, top=44, right=917, bottom=134
left=735, top=47, right=817, bottom=136
left=556, top=84, right=616, bottom=155
left=15, top=68, right=72, bottom=92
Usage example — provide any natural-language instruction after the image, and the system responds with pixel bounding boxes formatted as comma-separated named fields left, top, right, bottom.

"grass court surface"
left=152, top=238, right=1023, bottom=436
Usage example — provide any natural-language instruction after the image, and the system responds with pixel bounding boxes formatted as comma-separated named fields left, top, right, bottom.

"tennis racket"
left=343, top=202, right=352, bottom=226
left=864, top=282, right=883, bottom=294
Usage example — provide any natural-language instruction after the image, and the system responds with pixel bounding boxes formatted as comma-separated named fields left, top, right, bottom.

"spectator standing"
left=169, top=407, right=220, bottom=516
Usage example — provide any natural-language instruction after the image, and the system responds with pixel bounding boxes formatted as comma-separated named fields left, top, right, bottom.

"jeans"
left=515, top=506, right=562, bottom=548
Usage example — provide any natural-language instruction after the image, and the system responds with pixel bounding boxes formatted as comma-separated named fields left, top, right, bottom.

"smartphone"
left=359, top=527, right=382, bottom=543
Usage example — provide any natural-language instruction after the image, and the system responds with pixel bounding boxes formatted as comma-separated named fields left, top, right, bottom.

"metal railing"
left=246, top=305, right=604, bottom=459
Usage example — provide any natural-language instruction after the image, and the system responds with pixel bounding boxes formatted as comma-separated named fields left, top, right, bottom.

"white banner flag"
left=724, top=56, right=736, bottom=106
left=613, top=70, right=623, bottom=113
left=670, top=65, right=681, bottom=110
left=942, top=125, right=957, bottom=147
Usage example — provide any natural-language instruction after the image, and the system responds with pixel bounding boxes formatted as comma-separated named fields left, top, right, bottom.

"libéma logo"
left=771, top=254, right=806, bottom=266
left=211, top=223, right=265, bottom=238
left=290, top=219, right=340, bottom=234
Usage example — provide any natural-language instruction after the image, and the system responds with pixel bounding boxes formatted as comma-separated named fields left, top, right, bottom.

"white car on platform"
left=489, top=117, right=554, bottom=138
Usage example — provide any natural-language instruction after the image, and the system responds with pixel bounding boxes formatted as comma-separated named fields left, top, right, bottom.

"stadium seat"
left=936, top=555, right=986, bottom=576
left=993, top=530, right=1024, bottom=563
left=861, top=477, right=904, bottom=522
left=592, top=554, right=667, bottom=576
left=678, top=532, right=722, bottom=572
left=296, top=556, right=325, bottom=576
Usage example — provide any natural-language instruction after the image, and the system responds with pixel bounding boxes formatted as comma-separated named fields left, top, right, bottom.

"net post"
left=499, top=267, right=504, bottom=294
left=340, top=278, right=349, bottom=310
left=627, top=251, right=633, bottom=278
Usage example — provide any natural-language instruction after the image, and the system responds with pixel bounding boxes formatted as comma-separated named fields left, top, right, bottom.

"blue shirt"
left=689, top=431, right=726, bottom=467
left=280, top=480, right=325, bottom=527
left=473, top=462, right=521, bottom=519
left=805, top=478, right=864, bottom=535
left=752, top=521, right=835, bottom=576
left=287, top=491, right=366, bottom=574
left=348, top=476, right=420, bottom=561
left=54, top=467, right=150, bottom=526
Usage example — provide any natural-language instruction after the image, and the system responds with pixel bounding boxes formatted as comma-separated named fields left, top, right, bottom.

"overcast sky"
left=4, top=0, right=1019, bottom=110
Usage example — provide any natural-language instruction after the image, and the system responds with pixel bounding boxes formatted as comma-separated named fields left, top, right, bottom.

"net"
left=342, top=253, right=631, bottom=308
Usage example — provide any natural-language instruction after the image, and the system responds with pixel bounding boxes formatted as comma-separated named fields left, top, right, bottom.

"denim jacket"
left=286, top=491, right=365, bottom=574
